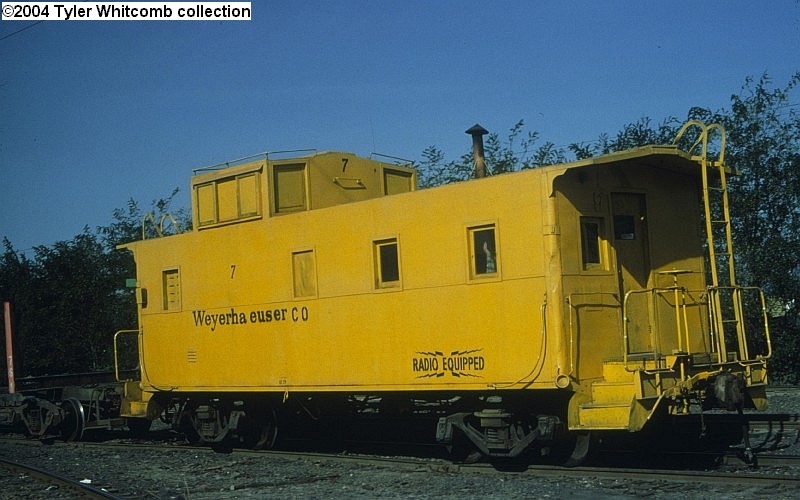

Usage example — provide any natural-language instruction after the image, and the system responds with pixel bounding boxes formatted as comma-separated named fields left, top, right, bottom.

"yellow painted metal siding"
left=191, top=153, right=416, bottom=228
left=127, top=168, right=551, bottom=393
left=555, top=162, right=707, bottom=381
left=122, top=147, right=713, bottom=400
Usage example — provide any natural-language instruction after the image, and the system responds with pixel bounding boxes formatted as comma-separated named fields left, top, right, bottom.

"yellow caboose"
left=118, top=122, right=770, bottom=461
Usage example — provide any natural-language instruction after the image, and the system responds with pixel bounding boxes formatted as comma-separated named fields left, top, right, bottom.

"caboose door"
left=611, top=193, right=652, bottom=354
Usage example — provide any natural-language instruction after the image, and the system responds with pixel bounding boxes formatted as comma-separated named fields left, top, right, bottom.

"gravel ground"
left=0, top=387, right=798, bottom=499
left=1, top=440, right=798, bottom=500
left=761, top=386, right=800, bottom=414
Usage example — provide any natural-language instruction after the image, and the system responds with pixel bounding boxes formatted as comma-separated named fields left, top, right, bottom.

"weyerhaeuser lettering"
left=192, top=306, right=309, bottom=332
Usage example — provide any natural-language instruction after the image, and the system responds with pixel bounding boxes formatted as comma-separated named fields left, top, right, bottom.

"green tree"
left=0, top=189, right=189, bottom=376
left=101, top=188, right=191, bottom=247
left=714, top=74, right=800, bottom=382
left=569, top=117, right=682, bottom=159
left=415, top=120, right=567, bottom=187
left=0, top=239, right=35, bottom=376
left=26, top=229, right=127, bottom=372
left=416, top=145, right=471, bottom=189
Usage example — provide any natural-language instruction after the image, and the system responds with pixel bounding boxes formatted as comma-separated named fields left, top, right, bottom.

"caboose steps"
left=601, top=361, right=637, bottom=382
left=576, top=401, right=631, bottom=429
left=591, top=381, right=637, bottom=404
left=578, top=355, right=769, bottom=432
left=576, top=360, right=669, bottom=430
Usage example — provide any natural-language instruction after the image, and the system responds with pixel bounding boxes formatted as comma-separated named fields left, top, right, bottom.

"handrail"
left=673, top=119, right=706, bottom=156
left=706, top=285, right=772, bottom=361
left=672, top=120, right=726, bottom=164
left=159, top=214, right=180, bottom=235
left=622, top=285, right=772, bottom=375
left=113, top=329, right=141, bottom=382
left=193, top=149, right=318, bottom=173
left=369, top=152, right=416, bottom=167
left=141, top=212, right=181, bottom=240
left=622, top=286, right=692, bottom=371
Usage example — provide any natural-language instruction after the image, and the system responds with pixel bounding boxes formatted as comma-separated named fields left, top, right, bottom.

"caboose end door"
left=611, top=193, right=652, bottom=354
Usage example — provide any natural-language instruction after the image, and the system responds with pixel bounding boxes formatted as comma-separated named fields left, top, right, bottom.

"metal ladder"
left=673, top=121, right=746, bottom=363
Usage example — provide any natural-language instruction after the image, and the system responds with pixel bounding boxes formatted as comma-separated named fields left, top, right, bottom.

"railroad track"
left=0, top=457, right=120, bottom=499
left=504, top=463, right=800, bottom=487
left=1, top=438, right=798, bottom=499
left=747, top=413, right=800, bottom=431
left=5, top=437, right=800, bottom=481
left=722, top=452, right=800, bottom=467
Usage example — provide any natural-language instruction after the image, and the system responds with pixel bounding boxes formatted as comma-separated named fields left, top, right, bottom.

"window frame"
left=466, top=222, right=500, bottom=282
left=193, top=164, right=263, bottom=229
left=579, top=216, right=609, bottom=272
left=291, top=247, right=318, bottom=299
left=382, top=167, right=414, bottom=195
left=373, top=237, right=402, bottom=290
left=271, top=162, right=309, bottom=215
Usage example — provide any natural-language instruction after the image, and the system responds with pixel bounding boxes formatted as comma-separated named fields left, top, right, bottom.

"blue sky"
left=1, top=1, right=799, bottom=252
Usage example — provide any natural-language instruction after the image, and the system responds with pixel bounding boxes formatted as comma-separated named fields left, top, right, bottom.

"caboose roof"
left=545, top=144, right=734, bottom=179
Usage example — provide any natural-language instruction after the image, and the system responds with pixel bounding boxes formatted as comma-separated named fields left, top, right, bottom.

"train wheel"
left=60, top=398, right=85, bottom=442
left=560, top=431, right=591, bottom=467
left=446, top=429, right=482, bottom=463
left=249, top=408, right=279, bottom=450
left=175, top=401, right=201, bottom=444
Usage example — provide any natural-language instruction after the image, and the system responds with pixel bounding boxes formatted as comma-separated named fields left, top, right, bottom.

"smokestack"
left=466, top=124, right=489, bottom=178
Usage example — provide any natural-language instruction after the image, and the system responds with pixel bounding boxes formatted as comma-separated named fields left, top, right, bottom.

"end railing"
left=113, top=329, right=141, bottom=382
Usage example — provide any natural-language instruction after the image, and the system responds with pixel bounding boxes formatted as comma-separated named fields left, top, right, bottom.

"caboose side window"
left=383, top=169, right=413, bottom=195
left=217, top=177, right=238, bottom=222
left=292, top=249, right=317, bottom=298
left=613, top=215, right=636, bottom=240
left=195, top=171, right=261, bottom=227
left=237, top=173, right=260, bottom=218
left=196, top=183, right=217, bottom=226
left=162, top=268, right=181, bottom=311
left=468, top=224, right=498, bottom=279
left=374, top=238, right=400, bottom=288
left=580, top=217, right=606, bottom=270
left=273, top=163, right=308, bottom=214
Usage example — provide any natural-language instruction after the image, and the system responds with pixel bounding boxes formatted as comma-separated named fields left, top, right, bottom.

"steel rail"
left=2, top=438, right=799, bottom=494
left=0, top=457, right=120, bottom=499
left=722, top=453, right=800, bottom=467
left=507, top=463, right=800, bottom=487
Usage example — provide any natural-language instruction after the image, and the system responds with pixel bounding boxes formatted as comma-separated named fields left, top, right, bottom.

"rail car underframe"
left=136, top=387, right=577, bottom=457
left=0, top=383, right=130, bottom=440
